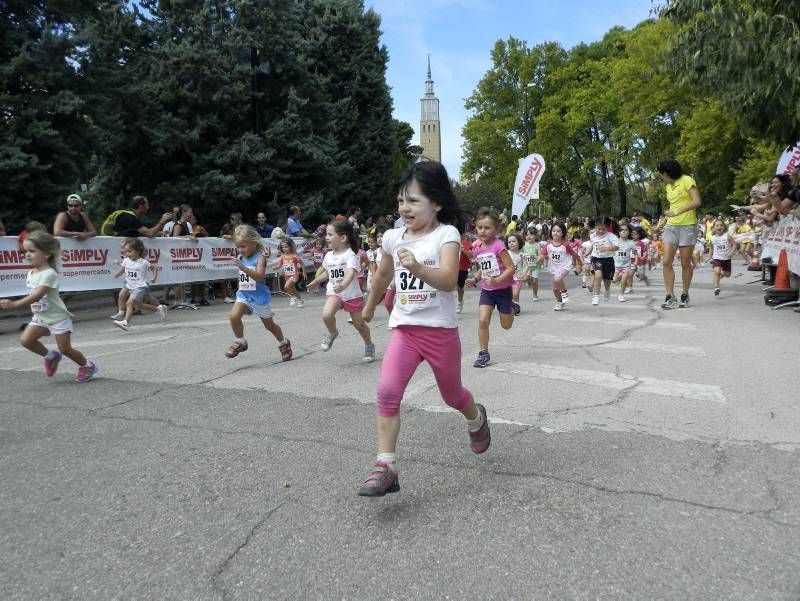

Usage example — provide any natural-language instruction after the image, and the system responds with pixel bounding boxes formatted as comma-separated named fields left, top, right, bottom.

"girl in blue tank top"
left=225, top=225, right=292, bottom=362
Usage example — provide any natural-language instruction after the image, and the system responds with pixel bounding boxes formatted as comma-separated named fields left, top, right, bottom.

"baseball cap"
left=66, top=193, right=82, bottom=203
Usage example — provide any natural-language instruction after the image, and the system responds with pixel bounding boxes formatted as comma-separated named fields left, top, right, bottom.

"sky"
left=364, top=0, right=660, bottom=180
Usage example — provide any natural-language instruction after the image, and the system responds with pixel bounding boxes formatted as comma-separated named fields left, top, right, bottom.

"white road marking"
left=529, top=334, right=706, bottom=357
left=487, top=361, right=726, bottom=403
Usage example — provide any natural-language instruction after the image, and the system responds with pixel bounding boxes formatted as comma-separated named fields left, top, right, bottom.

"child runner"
left=306, top=220, right=375, bottom=362
left=589, top=217, right=619, bottom=306
left=457, top=230, right=474, bottom=313
left=613, top=224, right=636, bottom=302
left=468, top=207, right=515, bottom=368
left=275, top=237, right=305, bottom=307
left=541, top=222, right=581, bottom=311
left=0, top=231, right=97, bottom=382
left=692, top=227, right=707, bottom=269
left=112, top=238, right=167, bottom=330
left=358, top=161, right=491, bottom=497
left=522, top=228, right=541, bottom=302
left=710, top=219, right=737, bottom=296
left=365, top=232, right=380, bottom=293
left=311, top=236, right=326, bottom=294
left=648, top=234, right=662, bottom=270
left=225, top=225, right=292, bottom=361
left=631, top=227, right=650, bottom=286
left=506, top=232, right=527, bottom=315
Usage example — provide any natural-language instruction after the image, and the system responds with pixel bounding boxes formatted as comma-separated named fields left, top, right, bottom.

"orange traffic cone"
left=774, top=249, right=790, bottom=290
left=747, top=245, right=761, bottom=271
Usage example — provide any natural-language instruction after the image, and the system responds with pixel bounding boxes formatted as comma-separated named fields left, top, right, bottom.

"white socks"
left=377, top=452, right=397, bottom=471
left=466, top=409, right=485, bottom=432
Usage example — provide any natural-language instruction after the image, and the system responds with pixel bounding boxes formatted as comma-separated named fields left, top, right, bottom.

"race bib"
left=127, top=269, right=142, bottom=283
left=328, top=265, right=346, bottom=285
left=31, top=298, right=48, bottom=314
left=475, top=252, right=500, bottom=277
left=549, top=251, right=564, bottom=268
left=394, top=268, right=440, bottom=312
left=524, top=253, right=539, bottom=267
left=283, top=263, right=296, bottom=276
left=312, top=251, right=324, bottom=266
left=616, top=249, right=629, bottom=261
left=238, top=270, right=256, bottom=291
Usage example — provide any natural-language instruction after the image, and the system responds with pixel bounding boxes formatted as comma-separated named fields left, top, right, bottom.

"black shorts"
left=458, top=269, right=469, bottom=289
left=591, top=257, right=615, bottom=281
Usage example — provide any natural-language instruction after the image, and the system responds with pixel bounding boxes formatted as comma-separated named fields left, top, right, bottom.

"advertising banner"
left=0, top=236, right=318, bottom=297
left=512, top=154, right=546, bottom=218
left=761, top=216, right=800, bottom=275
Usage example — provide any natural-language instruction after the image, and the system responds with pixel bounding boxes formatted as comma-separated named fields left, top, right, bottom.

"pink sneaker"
left=469, top=404, right=491, bottom=454
left=76, top=361, right=98, bottom=383
left=43, top=351, right=62, bottom=377
left=357, top=461, right=399, bottom=497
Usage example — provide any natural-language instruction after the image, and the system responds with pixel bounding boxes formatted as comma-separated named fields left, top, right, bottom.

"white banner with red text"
left=512, top=153, right=546, bottom=219
left=760, top=216, right=800, bottom=276
left=0, top=236, right=318, bottom=297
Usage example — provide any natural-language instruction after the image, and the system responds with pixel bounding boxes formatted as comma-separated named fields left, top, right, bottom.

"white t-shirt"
left=322, top=249, right=362, bottom=301
left=580, top=240, right=593, bottom=262
left=162, top=220, right=176, bottom=235
left=122, top=257, right=151, bottom=289
left=382, top=224, right=460, bottom=329
left=543, top=242, right=574, bottom=273
left=590, top=232, right=619, bottom=259
left=614, top=239, right=636, bottom=268
left=711, top=234, right=734, bottom=260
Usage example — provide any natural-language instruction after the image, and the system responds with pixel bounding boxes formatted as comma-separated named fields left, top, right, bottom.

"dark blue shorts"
left=479, top=287, right=514, bottom=314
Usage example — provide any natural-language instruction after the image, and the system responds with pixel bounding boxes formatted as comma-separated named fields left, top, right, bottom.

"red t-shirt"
left=459, top=238, right=472, bottom=271
left=278, top=255, right=301, bottom=280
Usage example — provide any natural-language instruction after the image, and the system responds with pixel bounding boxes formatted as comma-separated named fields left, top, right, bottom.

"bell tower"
left=419, top=56, right=441, bottom=163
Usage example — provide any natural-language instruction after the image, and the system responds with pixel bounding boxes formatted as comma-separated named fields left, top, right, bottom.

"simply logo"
left=61, top=248, right=109, bottom=268
left=170, top=247, right=204, bottom=263
left=0, top=249, right=27, bottom=270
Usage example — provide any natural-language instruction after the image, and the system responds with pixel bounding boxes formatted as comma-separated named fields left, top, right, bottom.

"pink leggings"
left=376, top=325, right=472, bottom=417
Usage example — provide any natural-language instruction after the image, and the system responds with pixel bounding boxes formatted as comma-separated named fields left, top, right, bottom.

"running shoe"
left=512, top=301, right=521, bottom=316
left=223, top=296, right=235, bottom=304
left=199, top=299, right=211, bottom=306
left=320, top=331, right=338, bottom=351
left=289, top=296, right=297, bottom=306
left=295, top=299, right=304, bottom=308
left=357, top=461, right=399, bottom=497
left=679, top=293, right=690, bottom=308
left=347, top=315, right=353, bottom=324
left=473, top=350, right=490, bottom=368
left=279, top=339, right=293, bottom=362
left=554, top=301, right=563, bottom=311
left=157, top=304, right=168, bottom=322
left=76, top=361, right=97, bottom=383
left=618, top=294, right=626, bottom=302
left=113, top=319, right=129, bottom=331
left=531, top=296, right=539, bottom=302
left=363, top=343, right=376, bottom=363
left=714, top=288, right=720, bottom=296
left=591, top=295, right=600, bottom=306
left=456, top=302, right=463, bottom=314
left=43, top=351, right=62, bottom=377
left=109, top=310, right=124, bottom=320
left=469, top=403, right=491, bottom=454
left=561, top=290, right=570, bottom=304
left=661, top=295, right=678, bottom=309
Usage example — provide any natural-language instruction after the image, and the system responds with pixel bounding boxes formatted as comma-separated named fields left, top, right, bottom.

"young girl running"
left=307, top=220, right=375, bottom=363
left=540, top=222, right=581, bottom=311
left=311, top=237, right=326, bottom=294
left=457, top=230, right=474, bottom=313
left=613, top=224, right=636, bottom=302
left=522, top=228, right=541, bottom=302
left=358, top=161, right=491, bottom=497
left=226, top=225, right=292, bottom=361
left=112, top=238, right=167, bottom=330
left=468, top=207, right=515, bottom=368
left=631, top=227, right=650, bottom=286
left=589, top=217, right=619, bottom=306
left=710, top=219, right=737, bottom=296
left=506, top=232, right=527, bottom=315
left=275, top=238, right=305, bottom=307
left=0, top=231, right=97, bottom=382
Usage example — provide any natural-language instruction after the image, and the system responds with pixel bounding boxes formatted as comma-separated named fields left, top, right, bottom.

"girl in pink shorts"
left=540, top=222, right=581, bottom=311
left=359, top=161, right=492, bottom=497
left=307, top=220, right=375, bottom=363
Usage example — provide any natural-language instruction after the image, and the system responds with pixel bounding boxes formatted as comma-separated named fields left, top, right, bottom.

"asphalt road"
left=1, top=263, right=799, bottom=600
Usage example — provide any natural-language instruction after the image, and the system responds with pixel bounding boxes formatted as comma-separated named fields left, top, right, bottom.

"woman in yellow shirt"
left=657, top=159, right=702, bottom=309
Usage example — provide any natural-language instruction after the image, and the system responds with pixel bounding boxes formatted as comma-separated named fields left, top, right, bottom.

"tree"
left=453, top=177, right=504, bottom=216
left=663, top=0, right=800, bottom=141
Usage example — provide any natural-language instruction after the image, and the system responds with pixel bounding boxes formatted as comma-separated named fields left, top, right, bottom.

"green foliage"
left=663, top=0, right=800, bottom=141
left=731, top=139, right=785, bottom=202
left=452, top=177, right=505, bottom=216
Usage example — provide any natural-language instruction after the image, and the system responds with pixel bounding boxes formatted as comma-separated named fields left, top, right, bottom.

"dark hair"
left=475, top=206, right=500, bottom=227
left=396, top=161, right=466, bottom=233
left=506, top=232, right=525, bottom=249
left=657, top=159, right=683, bottom=180
left=123, top=237, right=145, bottom=255
left=773, top=174, right=791, bottom=199
left=131, top=195, right=148, bottom=210
left=330, top=219, right=359, bottom=252
left=550, top=222, right=567, bottom=238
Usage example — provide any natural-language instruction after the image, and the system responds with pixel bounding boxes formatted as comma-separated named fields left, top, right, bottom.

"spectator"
left=162, top=204, right=196, bottom=308
left=506, top=214, right=518, bottom=235
left=114, top=196, right=173, bottom=238
left=255, top=212, right=274, bottom=238
left=286, top=206, right=312, bottom=237
left=347, top=206, right=361, bottom=230
left=53, top=194, right=97, bottom=240
left=161, top=205, right=181, bottom=236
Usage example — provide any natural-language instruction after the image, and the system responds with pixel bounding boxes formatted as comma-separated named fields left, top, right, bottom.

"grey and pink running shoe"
left=43, top=351, right=62, bottom=377
left=357, top=461, right=399, bottom=497
left=469, top=403, right=491, bottom=454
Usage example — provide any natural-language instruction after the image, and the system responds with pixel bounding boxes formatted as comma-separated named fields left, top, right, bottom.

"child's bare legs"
left=260, top=316, right=284, bottom=341
left=530, top=276, right=539, bottom=298
left=228, top=302, right=249, bottom=338
left=512, top=285, right=521, bottom=304
left=457, top=284, right=465, bottom=304
left=20, top=325, right=50, bottom=357
left=285, top=279, right=300, bottom=301
left=321, top=296, right=340, bottom=335
left=713, top=265, right=721, bottom=289
left=55, top=332, right=87, bottom=366
left=477, top=304, right=493, bottom=350
left=349, top=311, right=372, bottom=344
left=592, top=270, right=603, bottom=295
left=117, top=288, right=129, bottom=312
left=124, top=296, right=136, bottom=322
left=553, top=277, right=564, bottom=301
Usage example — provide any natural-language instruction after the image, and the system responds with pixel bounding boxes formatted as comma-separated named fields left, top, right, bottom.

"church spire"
left=420, top=56, right=441, bottom=162
left=425, top=55, right=434, bottom=96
